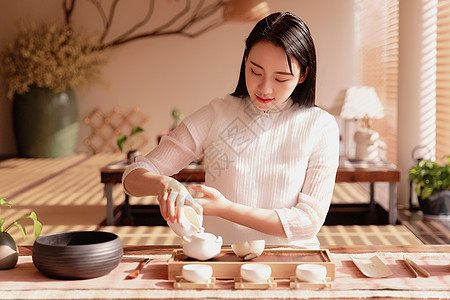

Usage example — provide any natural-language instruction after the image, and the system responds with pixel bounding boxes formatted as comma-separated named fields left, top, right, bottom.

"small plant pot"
left=0, top=232, right=19, bottom=269
left=419, top=191, right=450, bottom=218
left=127, top=150, right=141, bottom=163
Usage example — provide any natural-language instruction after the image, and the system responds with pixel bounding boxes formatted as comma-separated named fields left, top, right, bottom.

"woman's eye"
left=275, top=78, right=290, bottom=83
left=251, top=69, right=262, bottom=76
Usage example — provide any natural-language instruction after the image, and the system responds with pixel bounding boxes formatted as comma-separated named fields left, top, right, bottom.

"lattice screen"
left=84, top=107, right=149, bottom=154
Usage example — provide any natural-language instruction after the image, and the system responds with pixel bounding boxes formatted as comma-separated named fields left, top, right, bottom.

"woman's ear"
left=298, top=66, right=310, bottom=84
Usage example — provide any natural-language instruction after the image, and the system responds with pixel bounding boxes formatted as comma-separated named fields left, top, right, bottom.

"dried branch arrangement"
left=63, top=0, right=227, bottom=50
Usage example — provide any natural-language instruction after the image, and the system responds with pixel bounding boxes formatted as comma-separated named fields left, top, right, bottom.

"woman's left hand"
left=190, top=185, right=232, bottom=217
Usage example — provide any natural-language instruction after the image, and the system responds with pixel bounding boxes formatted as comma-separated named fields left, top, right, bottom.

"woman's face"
left=245, top=41, right=305, bottom=112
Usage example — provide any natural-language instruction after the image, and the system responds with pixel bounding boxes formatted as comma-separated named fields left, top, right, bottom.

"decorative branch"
left=63, top=0, right=76, bottom=26
left=62, top=0, right=226, bottom=50
left=108, top=0, right=155, bottom=44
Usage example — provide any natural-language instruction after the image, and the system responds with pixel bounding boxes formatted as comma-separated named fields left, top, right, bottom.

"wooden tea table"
left=100, top=158, right=400, bottom=225
left=3, top=244, right=448, bottom=300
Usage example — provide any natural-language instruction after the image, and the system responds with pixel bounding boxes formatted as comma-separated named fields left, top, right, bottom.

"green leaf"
left=15, top=222, right=27, bottom=240
left=0, top=218, right=4, bottom=232
left=171, top=109, right=183, bottom=121
left=421, top=187, right=434, bottom=200
left=116, top=135, right=127, bottom=152
left=29, top=211, right=43, bottom=239
left=130, top=126, right=144, bottom=136
left=0, top=198, right=11, bottom=208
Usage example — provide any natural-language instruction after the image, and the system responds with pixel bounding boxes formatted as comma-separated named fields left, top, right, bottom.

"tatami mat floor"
left=0, top=153, right=427, bottom=246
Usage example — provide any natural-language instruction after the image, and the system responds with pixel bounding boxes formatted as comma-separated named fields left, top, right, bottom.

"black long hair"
left=231, top=12, right=317, bottom=107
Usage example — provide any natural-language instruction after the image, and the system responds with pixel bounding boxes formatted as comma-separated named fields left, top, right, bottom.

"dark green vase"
left=12, top=87, right=78, bottom=158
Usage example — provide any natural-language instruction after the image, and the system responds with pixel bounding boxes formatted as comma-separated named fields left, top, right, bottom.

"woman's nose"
left=258, top=76, right=272, bottom=94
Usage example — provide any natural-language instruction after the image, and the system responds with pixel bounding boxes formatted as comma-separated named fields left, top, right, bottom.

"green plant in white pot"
left=408, top=156, right=450, bottom=217
left=0, top=197, right=42, bottom=269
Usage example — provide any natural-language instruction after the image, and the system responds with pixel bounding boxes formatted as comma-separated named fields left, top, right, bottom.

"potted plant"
left=408, top=156, right=450, bottom=217
left=0, top=21, right=107, bottom=158
left=0, top=197, right=42, bottom=269
left=117, top=126, right=145, bottom=163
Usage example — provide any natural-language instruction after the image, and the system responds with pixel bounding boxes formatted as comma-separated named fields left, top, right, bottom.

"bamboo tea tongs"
left=402, top=256, right=430, bottom=278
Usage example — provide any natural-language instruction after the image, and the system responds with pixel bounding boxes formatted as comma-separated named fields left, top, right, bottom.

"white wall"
left=0, top=0, right=356, bottom=155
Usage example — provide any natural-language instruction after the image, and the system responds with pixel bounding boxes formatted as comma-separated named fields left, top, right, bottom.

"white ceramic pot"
left=182, top=232, right=222, bottom=261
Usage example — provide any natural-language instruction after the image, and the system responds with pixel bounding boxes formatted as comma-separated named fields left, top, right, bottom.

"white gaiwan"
left=167, top=206, right=222, bottom=261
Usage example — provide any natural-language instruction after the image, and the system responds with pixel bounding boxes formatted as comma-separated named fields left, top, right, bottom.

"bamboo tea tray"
left=168, top=247, right=335, bottom=280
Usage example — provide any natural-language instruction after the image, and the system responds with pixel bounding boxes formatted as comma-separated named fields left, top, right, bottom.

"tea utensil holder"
left=234, top=277, right=277, bottom=289
left=289, top=276, right=332, bottom=289
left=173, top=276, right=216, bottom=289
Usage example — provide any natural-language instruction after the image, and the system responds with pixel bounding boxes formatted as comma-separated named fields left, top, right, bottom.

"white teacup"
left=240, top=263, right=271, bottom=282
left=231, top=240, right=265, bottom=260
left=182, top=264, right=213, bottom=282
left=296, top=264, right=327, bottom=282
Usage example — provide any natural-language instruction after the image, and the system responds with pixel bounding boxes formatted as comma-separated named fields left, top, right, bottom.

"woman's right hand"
left=157, top=177, right=202, bottom=224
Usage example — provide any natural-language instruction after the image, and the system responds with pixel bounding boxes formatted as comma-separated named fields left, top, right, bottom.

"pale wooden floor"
left=0, top=153, right=423, bottom=246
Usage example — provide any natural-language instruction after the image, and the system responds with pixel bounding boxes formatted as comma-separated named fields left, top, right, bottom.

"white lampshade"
left=223, top=0, right=270, bottom=22
left=340, top=86, right=385, bottom=120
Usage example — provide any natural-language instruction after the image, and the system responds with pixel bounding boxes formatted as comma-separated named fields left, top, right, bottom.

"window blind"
left=436, top=0, right=450, bottom=159
left=357, top=0, right=399, bottom=164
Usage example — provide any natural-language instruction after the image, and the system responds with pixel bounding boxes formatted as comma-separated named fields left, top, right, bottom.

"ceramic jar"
left=0, top=232, right=19, bottom=269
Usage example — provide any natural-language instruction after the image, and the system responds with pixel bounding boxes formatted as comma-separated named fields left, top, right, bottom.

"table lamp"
left=223, top=0, right=270, bottom=22
left=340, top=86, right=385, bottom=161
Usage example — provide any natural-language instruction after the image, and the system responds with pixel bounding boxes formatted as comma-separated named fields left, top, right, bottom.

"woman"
left=123, top=12, right=339, bottom=248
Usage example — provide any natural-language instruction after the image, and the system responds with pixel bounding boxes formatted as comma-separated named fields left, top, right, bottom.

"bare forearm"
left=123, top=169, right=169, bottom=197
left=218, top=202, right=286, bottom=237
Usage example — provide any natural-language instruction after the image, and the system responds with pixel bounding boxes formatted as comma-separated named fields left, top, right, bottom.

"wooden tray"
left=168, top=247, right=335, bottom=280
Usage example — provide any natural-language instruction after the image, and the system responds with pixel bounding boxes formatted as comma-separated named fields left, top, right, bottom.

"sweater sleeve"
left=275, top=115, right=340, bottom=242
left=122, top=102, right=214, bottom=195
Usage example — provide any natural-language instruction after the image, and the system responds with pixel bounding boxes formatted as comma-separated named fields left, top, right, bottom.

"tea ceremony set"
left=1, top=201, right=449, bottom=300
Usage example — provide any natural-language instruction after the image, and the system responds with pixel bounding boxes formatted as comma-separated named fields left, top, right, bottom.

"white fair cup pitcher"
left=167, top=206, right=203, bottom=237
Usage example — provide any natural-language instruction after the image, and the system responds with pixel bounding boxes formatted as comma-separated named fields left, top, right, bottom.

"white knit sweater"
left=123, top=95, right=339, bottom=248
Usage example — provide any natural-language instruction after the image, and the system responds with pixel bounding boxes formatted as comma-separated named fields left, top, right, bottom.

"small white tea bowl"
left=182, top=264, right=213, bottom=282
left=296, top=264, right=327, bottom=282
left=240, top=263, right=271, bottom=282
left=231, top=240, right=265, bottom=260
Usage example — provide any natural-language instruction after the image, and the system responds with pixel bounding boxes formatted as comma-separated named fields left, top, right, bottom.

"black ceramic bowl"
left=32, top=231, right=123, bottom=280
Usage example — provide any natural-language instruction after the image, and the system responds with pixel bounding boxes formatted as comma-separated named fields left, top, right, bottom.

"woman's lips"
left=256, top=95, right=274, bottom=104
